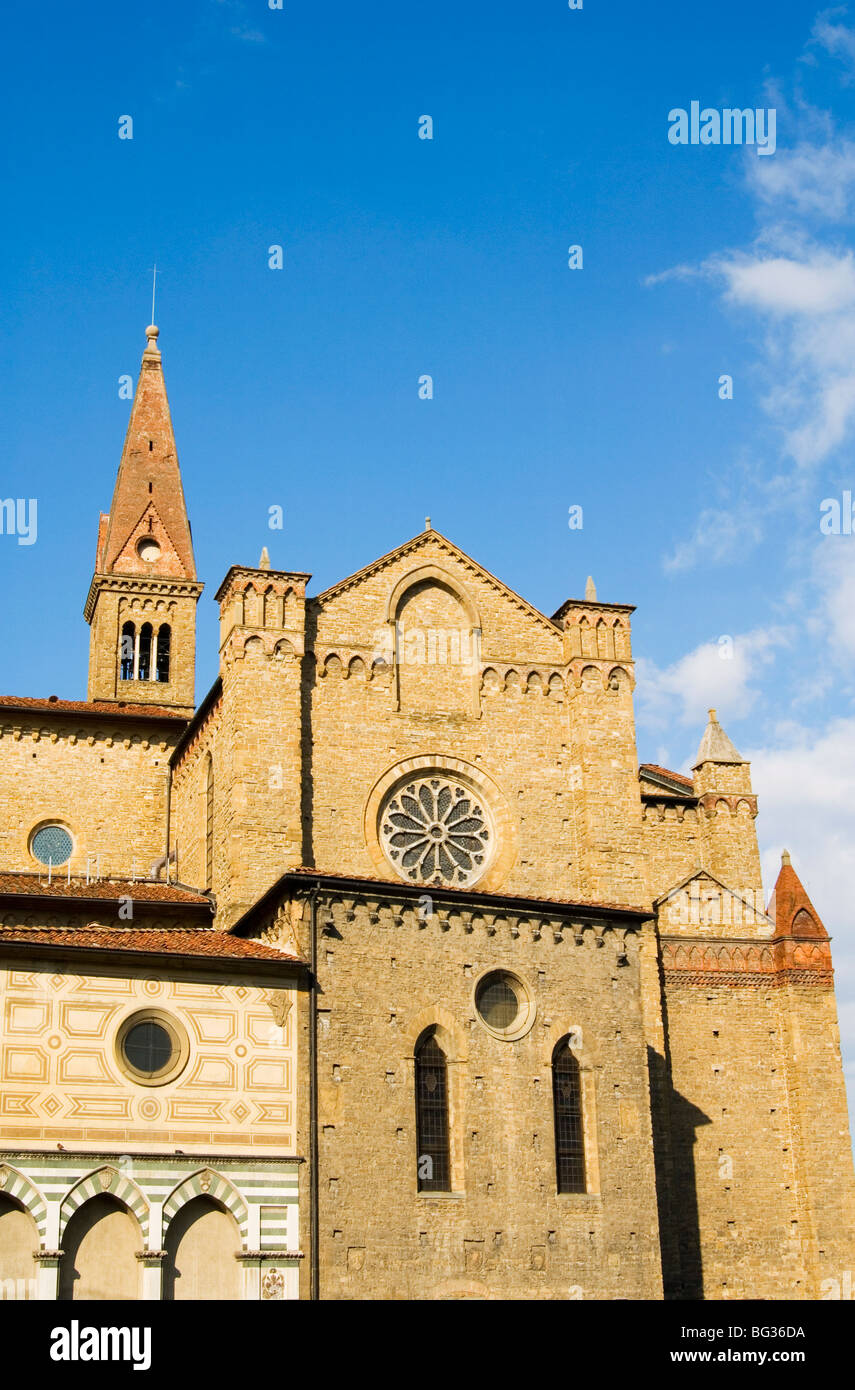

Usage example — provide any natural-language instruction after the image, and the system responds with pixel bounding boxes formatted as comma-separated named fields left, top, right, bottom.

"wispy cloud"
left=810, top=6, right=855, bottom=79
left=635, top=627, right=787, bottom=733
left=749, top=139, right=855, bottom=219
left=663, top=505, right=765, bottom=573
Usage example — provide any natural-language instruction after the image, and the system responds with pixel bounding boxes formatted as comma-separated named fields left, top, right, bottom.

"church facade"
left=0, top=325, right=853, bottom=1300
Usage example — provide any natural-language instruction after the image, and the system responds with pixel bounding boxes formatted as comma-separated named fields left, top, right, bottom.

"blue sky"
left=4, top=0, right=855, bottom=1106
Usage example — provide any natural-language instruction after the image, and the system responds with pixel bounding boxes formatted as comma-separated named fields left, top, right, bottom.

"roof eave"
left=231, top=867, right=653, bottom=937
left=0, top=937, right=306, bottom=973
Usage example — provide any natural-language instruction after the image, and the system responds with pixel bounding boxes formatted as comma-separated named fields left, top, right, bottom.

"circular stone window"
left=379, top=774, right=492, bottom=887
left=30, top=823, right=73, bottom=866
left=137, top=537, right=161, bottom=563
left=116, top=1011, right=188, bottom=1086
left=474, top=970, right=536, bottom=1041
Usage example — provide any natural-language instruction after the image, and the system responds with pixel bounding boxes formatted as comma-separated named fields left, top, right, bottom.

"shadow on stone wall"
left=648, top=1045, right=710, bottom=1300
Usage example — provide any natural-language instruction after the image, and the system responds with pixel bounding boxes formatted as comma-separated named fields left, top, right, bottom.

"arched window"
left=119, top=622, right=135, bottom=681
left=415, top=1031, right=450, bottom=1192
left=205, top=756, right=214, bottom=891
left=156, top=624, right=171, bottom=683
left=553, top=1040, right=585, bottom=1193
left=138, top=623, right=153, bottom=681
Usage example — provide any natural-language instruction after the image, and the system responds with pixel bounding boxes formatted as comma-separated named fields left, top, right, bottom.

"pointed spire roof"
left=692, top=708, right=743, bottom=769
left=98, top=325, right=196, bottom=580
left=767, top=851, right=828, bottom=938
left=585, top=575, right=597, bottom=600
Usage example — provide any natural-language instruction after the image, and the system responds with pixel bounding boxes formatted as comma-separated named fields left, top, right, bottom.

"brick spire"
left=98, top=325, right=196, bottom=580
left=767, top=851, right=828, bottom=939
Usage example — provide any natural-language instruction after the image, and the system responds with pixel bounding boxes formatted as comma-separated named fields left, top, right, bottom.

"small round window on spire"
left=137, top=537, right=161, bottom=563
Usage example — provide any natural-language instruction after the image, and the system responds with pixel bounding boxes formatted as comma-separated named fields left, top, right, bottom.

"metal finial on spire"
left=151, top=264, right=157, bottom=325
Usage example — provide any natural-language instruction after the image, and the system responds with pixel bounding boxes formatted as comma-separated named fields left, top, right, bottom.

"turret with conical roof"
left=84, top=325, right=203, bottom=714
left=692, top=708, right=754, bottom=799
left=767, top=849, right=829, bottom=940
left=689, top=708, right=762, bottom=892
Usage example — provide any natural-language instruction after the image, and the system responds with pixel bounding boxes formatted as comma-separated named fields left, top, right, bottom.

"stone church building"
left=0, top=325, right=853, bottom=1300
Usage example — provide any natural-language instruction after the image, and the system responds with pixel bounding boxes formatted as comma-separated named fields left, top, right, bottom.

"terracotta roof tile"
left=0, top=928, right=302, bottom=963
left=639, top=763, right=695, bottom=791
left=0, top=874, right=210, bottom=906
left=0, top=695, right=187, bottom=721
left=768, top=855, right=828, bottom=939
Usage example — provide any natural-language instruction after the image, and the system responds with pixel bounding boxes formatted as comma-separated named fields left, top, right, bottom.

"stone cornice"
left=235, top=1250, right=305, bottom=1260
left=660, top=934, right=833, bottom=980
left=214, top=566, right=311, bottom=603
left=1, top=1147, right=304, bottom=1164
left=84, top=573, right=204, bottom=622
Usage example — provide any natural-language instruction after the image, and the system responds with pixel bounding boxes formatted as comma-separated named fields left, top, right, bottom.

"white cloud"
left=635, top=627, right=785, bottom=734
left=749, top=140, right=855, bottom=220
left=811, top=535, right=855, bottom=657
left=658, top=244, right=855, bottom=473
left=714, top=248, right=855, bottom=314
left=749, top=716, right=855, bottom=1130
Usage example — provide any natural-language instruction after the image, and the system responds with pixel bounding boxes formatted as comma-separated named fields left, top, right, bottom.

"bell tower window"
left=156, top=625, right=171, bottom=683
left=119, top=622, right=135, bottom=681
left=138, top=623, right=153, bottom=681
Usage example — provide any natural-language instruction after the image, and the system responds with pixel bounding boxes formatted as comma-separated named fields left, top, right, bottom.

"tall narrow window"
left=553, top=1040, right=585, bottom=1193
left=415, top=1032, right=450, bottom=1191
left=119, top=622, right=135, bottom=681
left=156, top=624, right=171, bottom=683
left=138, top=623, right=153, bottom=681
left=205, top=756, right=214, bottom=891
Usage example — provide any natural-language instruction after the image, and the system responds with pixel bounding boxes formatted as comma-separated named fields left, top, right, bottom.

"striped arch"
left=60, top=1167, right=149, bottom=1243
left=162, top=1170, right=248, bottom=1241
left=0, top=1163, right=48, bottom=1239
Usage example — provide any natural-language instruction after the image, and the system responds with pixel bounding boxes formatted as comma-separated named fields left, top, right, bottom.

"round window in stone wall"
left=30, top=823, right=73, bottom=866
left=474, top=970, right=536, bottom=1041
left=379, top=774, right=492, bottom=888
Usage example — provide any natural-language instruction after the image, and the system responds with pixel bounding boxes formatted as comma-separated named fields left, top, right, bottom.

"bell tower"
left=84, top=325, right=203, bottom=714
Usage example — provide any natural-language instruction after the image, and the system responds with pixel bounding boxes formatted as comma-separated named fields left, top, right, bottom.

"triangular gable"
left=108, top=501, right=190, bottom=579
left=313, top=529, right=562, bottom=637
left=655, top=868, right=774, bottom=935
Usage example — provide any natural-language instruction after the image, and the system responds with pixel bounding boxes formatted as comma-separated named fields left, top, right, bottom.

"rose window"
left=379, top=775, right=492, bottom=887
